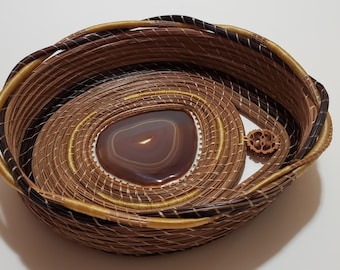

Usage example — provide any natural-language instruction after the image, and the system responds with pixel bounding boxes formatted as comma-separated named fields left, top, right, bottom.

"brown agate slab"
left=95, top=110, right=198, bottom=185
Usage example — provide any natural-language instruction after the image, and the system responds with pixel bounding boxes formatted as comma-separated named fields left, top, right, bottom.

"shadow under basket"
left=0, top=15, right=332, bottom=255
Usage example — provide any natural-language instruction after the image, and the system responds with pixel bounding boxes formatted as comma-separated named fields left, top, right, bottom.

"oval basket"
left=0, top=15, right=332, bottom=255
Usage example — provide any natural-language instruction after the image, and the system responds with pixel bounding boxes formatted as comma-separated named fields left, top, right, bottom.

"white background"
left=0, top=1, right=339, bottom=269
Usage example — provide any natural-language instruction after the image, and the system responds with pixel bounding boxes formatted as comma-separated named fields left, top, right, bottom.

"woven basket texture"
left=0, top=15, right=332, bottom=255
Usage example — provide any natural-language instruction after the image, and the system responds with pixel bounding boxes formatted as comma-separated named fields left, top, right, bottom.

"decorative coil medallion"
left=246, top=129, right=280, bottom=156
left=0, top=15, right=332, bottom=255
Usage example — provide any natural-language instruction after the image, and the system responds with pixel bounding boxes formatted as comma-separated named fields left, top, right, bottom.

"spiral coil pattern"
left=0, top=15, right=332, bottom=254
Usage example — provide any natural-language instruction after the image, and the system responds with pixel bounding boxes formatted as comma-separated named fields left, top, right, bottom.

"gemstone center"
left=95, top=110, right=198, bottom=186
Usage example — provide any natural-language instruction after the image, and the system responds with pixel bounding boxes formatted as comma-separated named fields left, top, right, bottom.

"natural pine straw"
left=0, top=15, right=332, bottom=254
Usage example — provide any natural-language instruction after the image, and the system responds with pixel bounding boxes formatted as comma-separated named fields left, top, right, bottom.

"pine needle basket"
left=0, top=15, right=332, bottom=255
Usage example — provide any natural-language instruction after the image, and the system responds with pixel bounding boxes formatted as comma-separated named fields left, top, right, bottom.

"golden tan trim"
left=60, top=196, right=147, bottom=224
left=85, top=20, right=187, bottom=35
left=85, top=20, right=153, bottom=33
left=215, top=117, right=225, bottom=159
left=67, top=111, right=97, bottom=173
left=97, top=188, right=200, bottom=210
left=146, top=216, right=212, bottom=229
left=60, top=193, right=211, bottom=229
left=124, top=89, right=208, bottom=104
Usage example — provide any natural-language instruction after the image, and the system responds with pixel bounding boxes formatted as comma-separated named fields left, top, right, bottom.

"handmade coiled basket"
left=0, top=16, right=332, bottom=255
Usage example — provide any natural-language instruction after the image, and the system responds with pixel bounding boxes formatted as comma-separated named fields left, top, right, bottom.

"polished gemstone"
left=95, top=110, right=197, bottom=186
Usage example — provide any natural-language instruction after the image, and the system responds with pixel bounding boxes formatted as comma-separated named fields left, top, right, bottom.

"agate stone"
left=95, top=110, right=198, bottom=186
